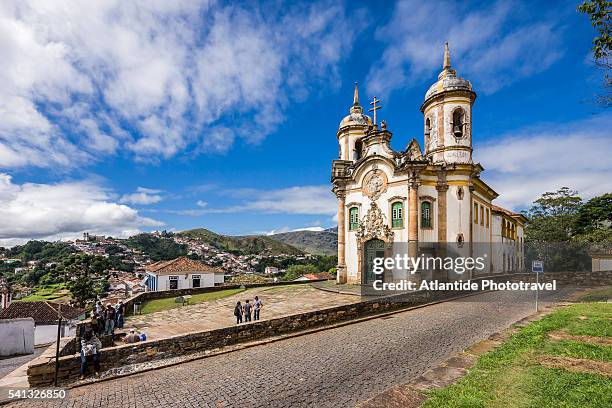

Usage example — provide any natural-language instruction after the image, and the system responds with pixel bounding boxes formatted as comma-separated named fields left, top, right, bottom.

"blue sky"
left=0, top=0, right=610, bottom=245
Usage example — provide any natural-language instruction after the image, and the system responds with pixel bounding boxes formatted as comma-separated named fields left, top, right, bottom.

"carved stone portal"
left=356, top=202, right=394, bottom=244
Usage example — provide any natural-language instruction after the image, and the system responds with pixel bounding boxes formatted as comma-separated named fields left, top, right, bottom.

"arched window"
left=452, top=108, right=464, bottom=138
left=391, top=202, right=403, bottom=228
left=353, top=140, right=363, bottom=161
left=349, top=207, right=359, bottom=230
left=421, top=201, right=432, bottom=228
left=424, top=118, right=431, bottom=137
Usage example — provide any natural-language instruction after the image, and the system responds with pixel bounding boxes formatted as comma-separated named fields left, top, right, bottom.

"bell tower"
left=337, top=82, right=372, bottom=162
left=421, top=43, right=476, bottom=164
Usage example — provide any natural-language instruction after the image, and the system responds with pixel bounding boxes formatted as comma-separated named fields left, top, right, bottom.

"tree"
left=578, top=0, right=612, bottom=106
left=523, top=188, right=612, bottom=271
left=68, top=275, right=97, bottom=307
left=524, top=187, right=582, bottom=242
left=58, top=254, right=111, bottom=307
left=126, top=234, right=188, bottom=261
left=573, top=193, right=612, bottom=242
left=283, top=264, right=319, bottom=281
left=573, top=193, right=612, bottom=233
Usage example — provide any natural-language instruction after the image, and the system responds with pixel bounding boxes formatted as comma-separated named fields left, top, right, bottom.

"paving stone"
left=125, top=285, right=357, bottom=339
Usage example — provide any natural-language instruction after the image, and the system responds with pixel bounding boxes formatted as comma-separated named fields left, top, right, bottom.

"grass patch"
left=525, top=366, right=612, bottom=407
left=566, top=317, right=612, bottom=338
left=544, top=340, right=612, bottom=362
left=139, top=288, right=245, bottom=315
left=17, top=283, right=70, bottom=302
left=576, top=286, right=612, bottom=302
left=423, top=302, right=612, bottom=407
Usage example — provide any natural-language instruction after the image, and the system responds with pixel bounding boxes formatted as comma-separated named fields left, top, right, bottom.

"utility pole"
left=54, top=304, right=62, bottom=387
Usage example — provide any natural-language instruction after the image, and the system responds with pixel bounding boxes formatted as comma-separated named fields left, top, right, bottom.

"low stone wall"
left=505, top=270, right=612, bottom=286
left=58, top=337, right=77, bottom=357
left=31, top=271, right=610, bottom=387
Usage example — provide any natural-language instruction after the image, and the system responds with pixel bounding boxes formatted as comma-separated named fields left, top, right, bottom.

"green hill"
left=178, top=228, right=304, bottom=255
left=268, top=229, right=338, bottom=255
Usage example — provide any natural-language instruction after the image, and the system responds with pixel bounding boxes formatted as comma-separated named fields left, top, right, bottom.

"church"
left=331, top=44, right=527, bottom=285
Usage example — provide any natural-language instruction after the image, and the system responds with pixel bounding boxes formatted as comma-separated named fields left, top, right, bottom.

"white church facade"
left=332, top=44, right=526, bottom=285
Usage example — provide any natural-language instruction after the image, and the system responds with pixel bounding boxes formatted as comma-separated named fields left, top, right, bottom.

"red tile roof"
left=491, top=205, right=528, bottom=223
left=145, top=257, right=223, bottom=275
left=0, top=301, right=85, bottom=324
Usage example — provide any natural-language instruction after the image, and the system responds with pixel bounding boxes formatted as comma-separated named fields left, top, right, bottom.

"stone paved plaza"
left=125, top=284, right=358, bottom=338
left=8, top=288, right=575, bottom=408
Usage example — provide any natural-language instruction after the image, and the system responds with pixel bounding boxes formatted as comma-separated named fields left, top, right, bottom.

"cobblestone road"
left=8, top=289, right=574, bottom=408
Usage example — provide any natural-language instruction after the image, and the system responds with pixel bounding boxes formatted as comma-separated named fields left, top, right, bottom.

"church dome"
left=424, top=76, right=473, bottom=101
left=339, top=82, right=372, bottom=129
left=339, top=108, right=372, bottom=128
left=424, top=43, right=474, bottom=103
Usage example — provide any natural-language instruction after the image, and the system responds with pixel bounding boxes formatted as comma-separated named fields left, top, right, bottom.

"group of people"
left=233, top=296, right=263, bottom=324
left=90, top=300, right=125, bottom=336
left=81, top=297, right=147, bottom=379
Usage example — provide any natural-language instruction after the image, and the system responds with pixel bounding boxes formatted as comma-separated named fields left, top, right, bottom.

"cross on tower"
left=369, top=96, right=382, bottom=125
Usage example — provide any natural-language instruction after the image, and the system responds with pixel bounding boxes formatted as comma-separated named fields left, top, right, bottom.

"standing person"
left=80, top=330, right=102, bottom=380
left=253, top=296, right=263, bottom=321
left=95, top=301, right=104, bottom=316
left=104, top=303, right=116, bottom=336
left=115, top=300, right=125, bottom=329
left=96, top=311, right=105, bottom=335
left=243, top=299, right=252, bottom=322
left=234, top=301, right=243, bottom=324
left=90, top=312, right=101, bottom=336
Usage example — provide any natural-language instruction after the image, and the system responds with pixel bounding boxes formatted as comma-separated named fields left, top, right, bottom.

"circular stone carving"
left=362, top=169, right=388, bottom=200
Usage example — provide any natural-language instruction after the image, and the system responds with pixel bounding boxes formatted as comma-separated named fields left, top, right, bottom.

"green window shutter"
left=391, top=202, right=403, bottom=228
left=421, top=201, right=432, bottom=228
left=349, top=207, right=359, bottom=230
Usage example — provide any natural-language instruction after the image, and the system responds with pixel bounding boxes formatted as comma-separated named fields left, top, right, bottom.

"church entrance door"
left=363, top=239, right=385, bottom=284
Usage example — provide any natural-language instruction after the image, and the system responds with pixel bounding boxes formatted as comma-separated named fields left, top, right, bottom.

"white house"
left=0, top=301, right=86, bottom=346
left=264, top=266, right=280, bottom=275
left=144, top=257, right=225, bottom=291
left=590, top=248, right=612, bottom=272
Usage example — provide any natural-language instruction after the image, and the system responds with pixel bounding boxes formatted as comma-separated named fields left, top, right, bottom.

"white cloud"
left=120, top=187, right=164, bottom=205
left=0, top=0, right=359, bottom=169
left=476, top=114, right=612, bottom=210
left=245, top=186, right=336, bottom=215
left=265, top=226, right=326, bottom=236
left=0, top=174, right=162, bottom=246
left=169, top=185, right=337, bottom=216
left=367, top=0, right=563, bottom=96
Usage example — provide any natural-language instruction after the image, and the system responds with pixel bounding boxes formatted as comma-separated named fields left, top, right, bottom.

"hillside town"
left=0, top=231, right=322, bottom=306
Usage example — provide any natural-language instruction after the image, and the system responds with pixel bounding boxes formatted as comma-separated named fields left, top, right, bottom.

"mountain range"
left=177, top=227, right=337, bottom=256
left=268, top=228, right=338, bottom=255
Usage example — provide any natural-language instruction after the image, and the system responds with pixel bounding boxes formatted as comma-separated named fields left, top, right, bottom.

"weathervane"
left=369, top=96, right=382, bottom=125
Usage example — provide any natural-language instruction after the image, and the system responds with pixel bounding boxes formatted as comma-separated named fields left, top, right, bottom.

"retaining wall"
left=29, top=271, right=610, bottom=387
